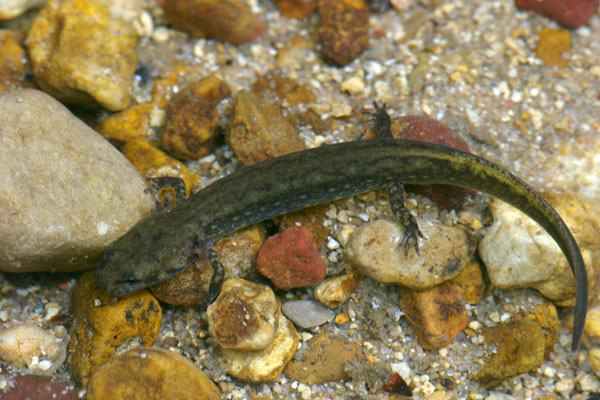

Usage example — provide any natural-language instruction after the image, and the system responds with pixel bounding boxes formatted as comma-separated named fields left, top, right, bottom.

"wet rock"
left=164, top=0, right=266, bottom=45
left=451, top=261, right=485, bottom=305
left=282, top=299, right=336, bottom=329
left=151, top=224, right=265, bottom=307
left=584, top=303, right=600, bottom=347
left=515, top=0, right=599, bottom=28
left=0, top=89, right=152, bottom=273
left=161, top=76, right=231, bottom=160
left=99, top=104, right=156, bottom=145
left=0, top=0, right=47, bottom=20
left=479, top=194, right=600, bottom=306
left=0, top=324, right=65, bottom=374
left=122, top=139, right=195, bottom=197
left=252, top=74, right=316, bottom=107
left=535, top=28, right=571, bottom=68
left=0, top=374, right=76, bottom=400
left=590, top=348, right=600, bottom=378
left=317, top=0, right=369, bottom=66
left=257, top=226, right=327, bottom=290
left=524, top=299, right=559, bottom=357
left=314, top=269, right=363, bottom=309
left=276, top=204, right=329, bottom=250
left=207, top=279, right=281, bottom=351
left=26, top=0, right=138, bottom=111
left=227, top=90, right=305, bottom=166
left=398, top=282, right=469, bottom=350
left=68, top=271, right=162, bottom=387
left=284, top=328, right=362, bottom=384
left=86, top=348, right=220, bottom=400
left=272, top=0, right=317, bottom=19
left=346, top=220, right=474, bottom=289
left=473, top=320, right=544, bottom=388
left=219, top=312, right=298, bottom=382
left=0, top=31, right=29, bottom=93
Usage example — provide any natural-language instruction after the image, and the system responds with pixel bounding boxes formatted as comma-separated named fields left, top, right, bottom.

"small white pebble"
left=152, top=26, right=170, bottom=43
left=468, top=321, right=481, bottom=330
left=327, top=237, right=340, bottom=250
left=489, top=311, right=500, bottom=323
left=542, top=366, right=556, bottom=378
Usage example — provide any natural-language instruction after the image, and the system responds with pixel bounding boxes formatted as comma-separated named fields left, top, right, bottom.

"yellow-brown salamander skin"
left=95, top=138, right=588, bottom=351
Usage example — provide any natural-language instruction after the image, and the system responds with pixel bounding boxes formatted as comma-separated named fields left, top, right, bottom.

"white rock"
left=345, top=219, right=474, bottom=289
left=0, top=323, right=65, bottom=374
left=0, top=89, right=153, bottom=272
left=0, top=0, right=47, bottom=20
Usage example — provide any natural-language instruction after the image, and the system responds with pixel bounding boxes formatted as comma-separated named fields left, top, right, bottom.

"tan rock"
left=150, top=224, right=265, bottom=307
left=451, top=260, right=485, bottom=305
left=161, top=76, right=231, bottom=160
left=207, top=279, right=280, bottom=351
left=284, top=328, right=362, bottom=384
left=314, top=268, right=362, bottom=309
left=251, top=74, right=316, bottom=107
left=473, top=320, right=544, bottom=388
left=0, top=89, right=152, bottom=273
left=227, top=90, right=305, bottom=166
left=26, top=0, right=138, bottom=111
left=0, top=324, right=65, bottom=374
left=346, top=219, right=475, bottom=289
left=86, top=348, right=220, bottom=400
left=219, top=313, right=298, bottom=382
left=398, top=282, right=469, bottom=350
left=523, top=300, right=559, bottom=357
left=479, top=194, right=600, bottom=305
left=68, top=272, right=162, bottom=387
left=99, top=104, right=156, bottom=145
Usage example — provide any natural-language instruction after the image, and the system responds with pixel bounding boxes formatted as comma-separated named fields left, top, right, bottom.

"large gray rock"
left=0, top=89, right=153, bottom=272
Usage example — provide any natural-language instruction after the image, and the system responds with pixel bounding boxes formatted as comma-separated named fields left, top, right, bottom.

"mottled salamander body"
left=95, top=138, right=588, bottom=350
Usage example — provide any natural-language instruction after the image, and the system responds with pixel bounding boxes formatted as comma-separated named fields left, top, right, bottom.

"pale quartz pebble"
left=0, top=90, right=153, bottom=272
left=0, top=0, right=47, bottom=20
left=340, top=76, right=365, bottom=94
left=578, top=373, right=600, bottom=392
left=207, top=279, right=280, bottom=351
left=589, top=348, right=600, bottom=378
left=345, top=219, right=474, bottom=289
left=0, top=323, right=65, bottom=374
left=314, top=268, right=361, bottom=308
left=219, top=313, right=298, bottom=383
left=584, top=304, right=600, bottom=346
left=485, top=393, right=517, bottom=400
left=479, top=195, right=599, bottom=304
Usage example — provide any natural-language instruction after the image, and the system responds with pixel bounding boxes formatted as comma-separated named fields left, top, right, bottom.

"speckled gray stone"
left=281, top=299, right=335, bottom=329
left=0, top=89, right=153, bottom=272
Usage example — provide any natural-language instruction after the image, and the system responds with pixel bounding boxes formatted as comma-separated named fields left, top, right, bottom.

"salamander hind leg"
left=196, top=228, right=226, bottom=311
left=387, top=181, right=424, bottom=258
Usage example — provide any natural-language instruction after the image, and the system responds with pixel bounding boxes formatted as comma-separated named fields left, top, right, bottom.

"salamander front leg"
left=387, top=181, right=424, bottom=257
left=196, top=229, right=225, bottom=311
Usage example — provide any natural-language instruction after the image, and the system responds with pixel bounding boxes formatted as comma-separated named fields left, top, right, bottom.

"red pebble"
left=515, top=0, right=599, bottom=28
left=256, top=226, right=326, bottom=290
left=395, top=115, right=477, bottom=210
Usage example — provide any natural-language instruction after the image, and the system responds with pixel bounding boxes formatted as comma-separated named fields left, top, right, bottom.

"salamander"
left=95, top=107, right=588, bottom=351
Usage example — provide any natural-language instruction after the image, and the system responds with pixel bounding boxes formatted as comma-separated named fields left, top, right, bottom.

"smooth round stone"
left=0, top=89, right=153, bottom=272
left=281, top=299, right=335, bottom=329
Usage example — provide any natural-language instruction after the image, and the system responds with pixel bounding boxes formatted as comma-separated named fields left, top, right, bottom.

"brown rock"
left=150, top=223, right=265, bottom=307
left=227, top=90, right=305, bottom=166
left=99, top=104, right=156, bottom=145
left=86, top=348, right=220, bottom=400
left=207, top=279, right=280, bottom=351
left=161, top=76, right=231, bottom=159
left=451, top=260, right=485, bottom=305
left=272, top=0, right=318, bottom=19
left=164, top=0, right=266, bottom=44
left=284, top=328, right=362, bottom=384
left=252, top=74, right=316, bottom=106
left=219, top=313, right=298, bottom=382
left=122, top=139, right=196, bottom=197
left=257, top=226, right=327, bottom=290
left=317, top=0, right=369, bottom=66
left=473, top=320, right=545, bottom=388
left=0, top=374, right=76, bottom=400
left=522, top=300, right=559, bottom=358
left=0, top=30, right=29, bottom=94
left=0, top=89, right=153, bottom=273
left=534, top=28, right=571, bottom=68
left=26, top=0, right=138, bottom=111
left=515, top=0, right=599, bottom=28
left=398, top=282, right=469, bottom=350
left=68, top=272, right=162, bottom=387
